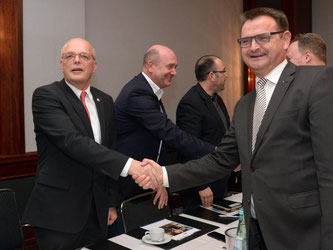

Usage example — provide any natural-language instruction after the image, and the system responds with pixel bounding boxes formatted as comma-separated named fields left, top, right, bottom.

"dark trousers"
left=249, top=218, right=267, bottom=250
left=35, top=203, right=107, bottom=250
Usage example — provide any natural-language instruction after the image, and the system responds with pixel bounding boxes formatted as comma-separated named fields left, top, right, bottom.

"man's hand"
left=198, top=187, right=214, bottom=207
left=153, top=186, right=168, bottom=209
left=132, top=159, right=163, bottom=190
left=107, top=207, right=118, bottom=226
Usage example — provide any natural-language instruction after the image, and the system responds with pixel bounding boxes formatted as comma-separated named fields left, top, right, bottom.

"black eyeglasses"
left=207, top=70, right=227, bottom=75
left=237, top=31, right=284, bottom=48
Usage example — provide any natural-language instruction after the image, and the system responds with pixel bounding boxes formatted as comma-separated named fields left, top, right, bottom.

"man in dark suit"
left=136, top=8, right=333, bottom=250
left=176, top=55, right=230, bottom=209
left=22, top=38, right=150, bottom=249
left=114, top=45, right=215, bottom=207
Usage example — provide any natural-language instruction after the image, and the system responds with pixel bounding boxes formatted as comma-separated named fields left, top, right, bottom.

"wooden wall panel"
left=0, top=0, right=25, bottom=156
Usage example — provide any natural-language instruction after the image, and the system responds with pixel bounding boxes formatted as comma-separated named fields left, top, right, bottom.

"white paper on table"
left=110, top=234, right=156, bottom=249
left=141, top=218, right=201, bottom=241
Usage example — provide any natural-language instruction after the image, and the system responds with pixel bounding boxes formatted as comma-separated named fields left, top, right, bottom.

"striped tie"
left=252, top=78, right=267, bottom=152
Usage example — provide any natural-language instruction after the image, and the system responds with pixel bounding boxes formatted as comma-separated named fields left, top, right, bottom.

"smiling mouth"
left=250, top=54, right=265, bottom=59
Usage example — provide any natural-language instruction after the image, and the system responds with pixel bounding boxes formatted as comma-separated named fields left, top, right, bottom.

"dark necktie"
left=211, top=94, right=228, bottom=129
left=80, top=91, right=91, bottom=122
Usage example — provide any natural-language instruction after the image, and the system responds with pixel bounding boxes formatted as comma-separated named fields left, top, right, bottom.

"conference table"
left=84, top=193, right=242, bottom=250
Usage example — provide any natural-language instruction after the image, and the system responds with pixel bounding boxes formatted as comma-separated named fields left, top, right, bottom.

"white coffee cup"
left=145, top=228, right=165, bottom=242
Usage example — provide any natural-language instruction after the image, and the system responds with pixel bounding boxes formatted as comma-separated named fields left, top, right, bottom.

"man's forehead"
left=241, top=15, right=278, bottom=36
left=63, top=41, right=92, bottom=53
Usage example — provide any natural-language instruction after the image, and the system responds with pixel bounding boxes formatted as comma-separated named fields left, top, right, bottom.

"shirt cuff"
left=120, top=158, right=133, bottom=177
left=162, top=166, right=169, bottom=187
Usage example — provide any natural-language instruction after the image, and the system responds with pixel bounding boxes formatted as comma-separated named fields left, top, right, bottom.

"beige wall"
left=86, top=0, right=243, bottom=121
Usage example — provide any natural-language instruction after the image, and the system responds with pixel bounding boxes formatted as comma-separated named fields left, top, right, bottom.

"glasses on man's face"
left=237, top=31, right=284, bottom=48
left=207, top=69, right=227, bottom=75
left=62, top=52, right=95, bottom=62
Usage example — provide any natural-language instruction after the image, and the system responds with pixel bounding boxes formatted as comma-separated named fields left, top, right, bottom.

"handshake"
left=129, top=159, right=164, bottom=190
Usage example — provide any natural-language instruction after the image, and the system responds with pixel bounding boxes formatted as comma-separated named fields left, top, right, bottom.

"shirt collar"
left=65, top=80, right=92, bottom=100
left=256, top=59, right=288, bottom=85
left=142, top=72, right=164, bottom=100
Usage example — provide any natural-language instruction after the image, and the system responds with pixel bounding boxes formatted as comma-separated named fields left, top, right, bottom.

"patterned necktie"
left=80, top=91, right=91, bottom=122
left=252, top=78, right=268, bottom=152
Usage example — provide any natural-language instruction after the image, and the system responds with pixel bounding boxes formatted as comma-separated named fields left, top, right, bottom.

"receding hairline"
left=61, top=38, right=96, bottom=59
left=143, top=48, right=160, bottom=66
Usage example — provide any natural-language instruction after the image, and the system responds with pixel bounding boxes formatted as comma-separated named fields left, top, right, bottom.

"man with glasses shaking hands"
left=135, top=8, right=333, bottom=250
left=23, top=38, right=151, bottom=249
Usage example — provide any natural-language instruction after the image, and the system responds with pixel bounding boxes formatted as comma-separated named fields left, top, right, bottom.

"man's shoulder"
left=179, top=85, right=204, bottom=104
left=90, top=86, right=112, bottom=99
left=117, top=73, right=152, bottom=100
left=33, top=79, right=64, bottom=95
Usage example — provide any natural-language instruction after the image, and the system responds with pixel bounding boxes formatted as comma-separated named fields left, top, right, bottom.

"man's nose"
left=250, top=38, right=260, bottom=51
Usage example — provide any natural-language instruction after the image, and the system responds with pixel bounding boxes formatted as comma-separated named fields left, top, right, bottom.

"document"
left=141, top=218, right=201, bottom=241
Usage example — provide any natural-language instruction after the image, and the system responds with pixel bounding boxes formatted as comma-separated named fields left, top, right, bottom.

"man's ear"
left=304, top=50, right=312, bottom=63
left=147, top=60, right=154, bottom=74
left=283, top=31, right=292, bottom=50
left=208, top=71, right=215, bottom=81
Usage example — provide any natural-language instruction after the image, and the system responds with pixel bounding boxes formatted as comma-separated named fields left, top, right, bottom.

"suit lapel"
left=247, top=90, right=256, bottom=157
left=91, top=87, right=105, bottom=143
left=252, top=63, right=296, bottom=156
left=59, top=80, right=94, bottom=138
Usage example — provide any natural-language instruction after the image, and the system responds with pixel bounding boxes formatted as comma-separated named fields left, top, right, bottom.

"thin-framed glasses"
left=62, top=52, right=95, bottom=62
left=237, top=31, right=284, bottom=48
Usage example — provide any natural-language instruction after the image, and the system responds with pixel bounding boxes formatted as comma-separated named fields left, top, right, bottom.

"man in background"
left=23, top=38, right=148, bottom=249
left=110, top=45, right=215, bottom=235
left=176, top=55, right=230, bottom=210
left=286, top=33, right=326, bottom=65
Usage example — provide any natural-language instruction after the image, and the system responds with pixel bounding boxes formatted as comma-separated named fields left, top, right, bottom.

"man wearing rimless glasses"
left=23, top=38, right=154, bottom=249
left=135, top=7, right=333, bottom=250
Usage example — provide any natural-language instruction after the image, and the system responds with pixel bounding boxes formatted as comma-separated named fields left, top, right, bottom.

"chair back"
left=0, top=188, right=24, bottom=250
left=120, top=191, right=171, bottom=233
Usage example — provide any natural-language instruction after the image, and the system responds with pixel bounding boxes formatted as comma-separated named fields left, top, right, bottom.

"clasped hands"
left=130, top=159, right=163, bottom=190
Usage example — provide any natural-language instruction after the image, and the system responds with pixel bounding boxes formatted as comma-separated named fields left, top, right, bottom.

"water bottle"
left=233, top=208, right=247, bottom=250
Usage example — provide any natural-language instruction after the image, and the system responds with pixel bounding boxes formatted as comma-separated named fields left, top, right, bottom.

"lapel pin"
left=96, top=98, right=100, bottom=102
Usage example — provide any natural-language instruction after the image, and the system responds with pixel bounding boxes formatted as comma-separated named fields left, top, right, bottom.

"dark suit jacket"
left=176, top=83, right=230, bottom=205
left=115, top=73, right=215, bottom=201
left=166, top=64, right=333, bottom=250
left=23, top=79, right=129, bottom=234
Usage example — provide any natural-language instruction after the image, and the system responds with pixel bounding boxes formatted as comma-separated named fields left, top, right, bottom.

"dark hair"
left=195, top=55, right=221, bottom=81
left=292, top=33, right=327, bottom=64
left=240, top=7, right=289, bottom=31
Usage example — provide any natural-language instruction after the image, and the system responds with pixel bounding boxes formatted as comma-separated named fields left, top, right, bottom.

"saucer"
left=142, top=233, right=171, bottom=245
